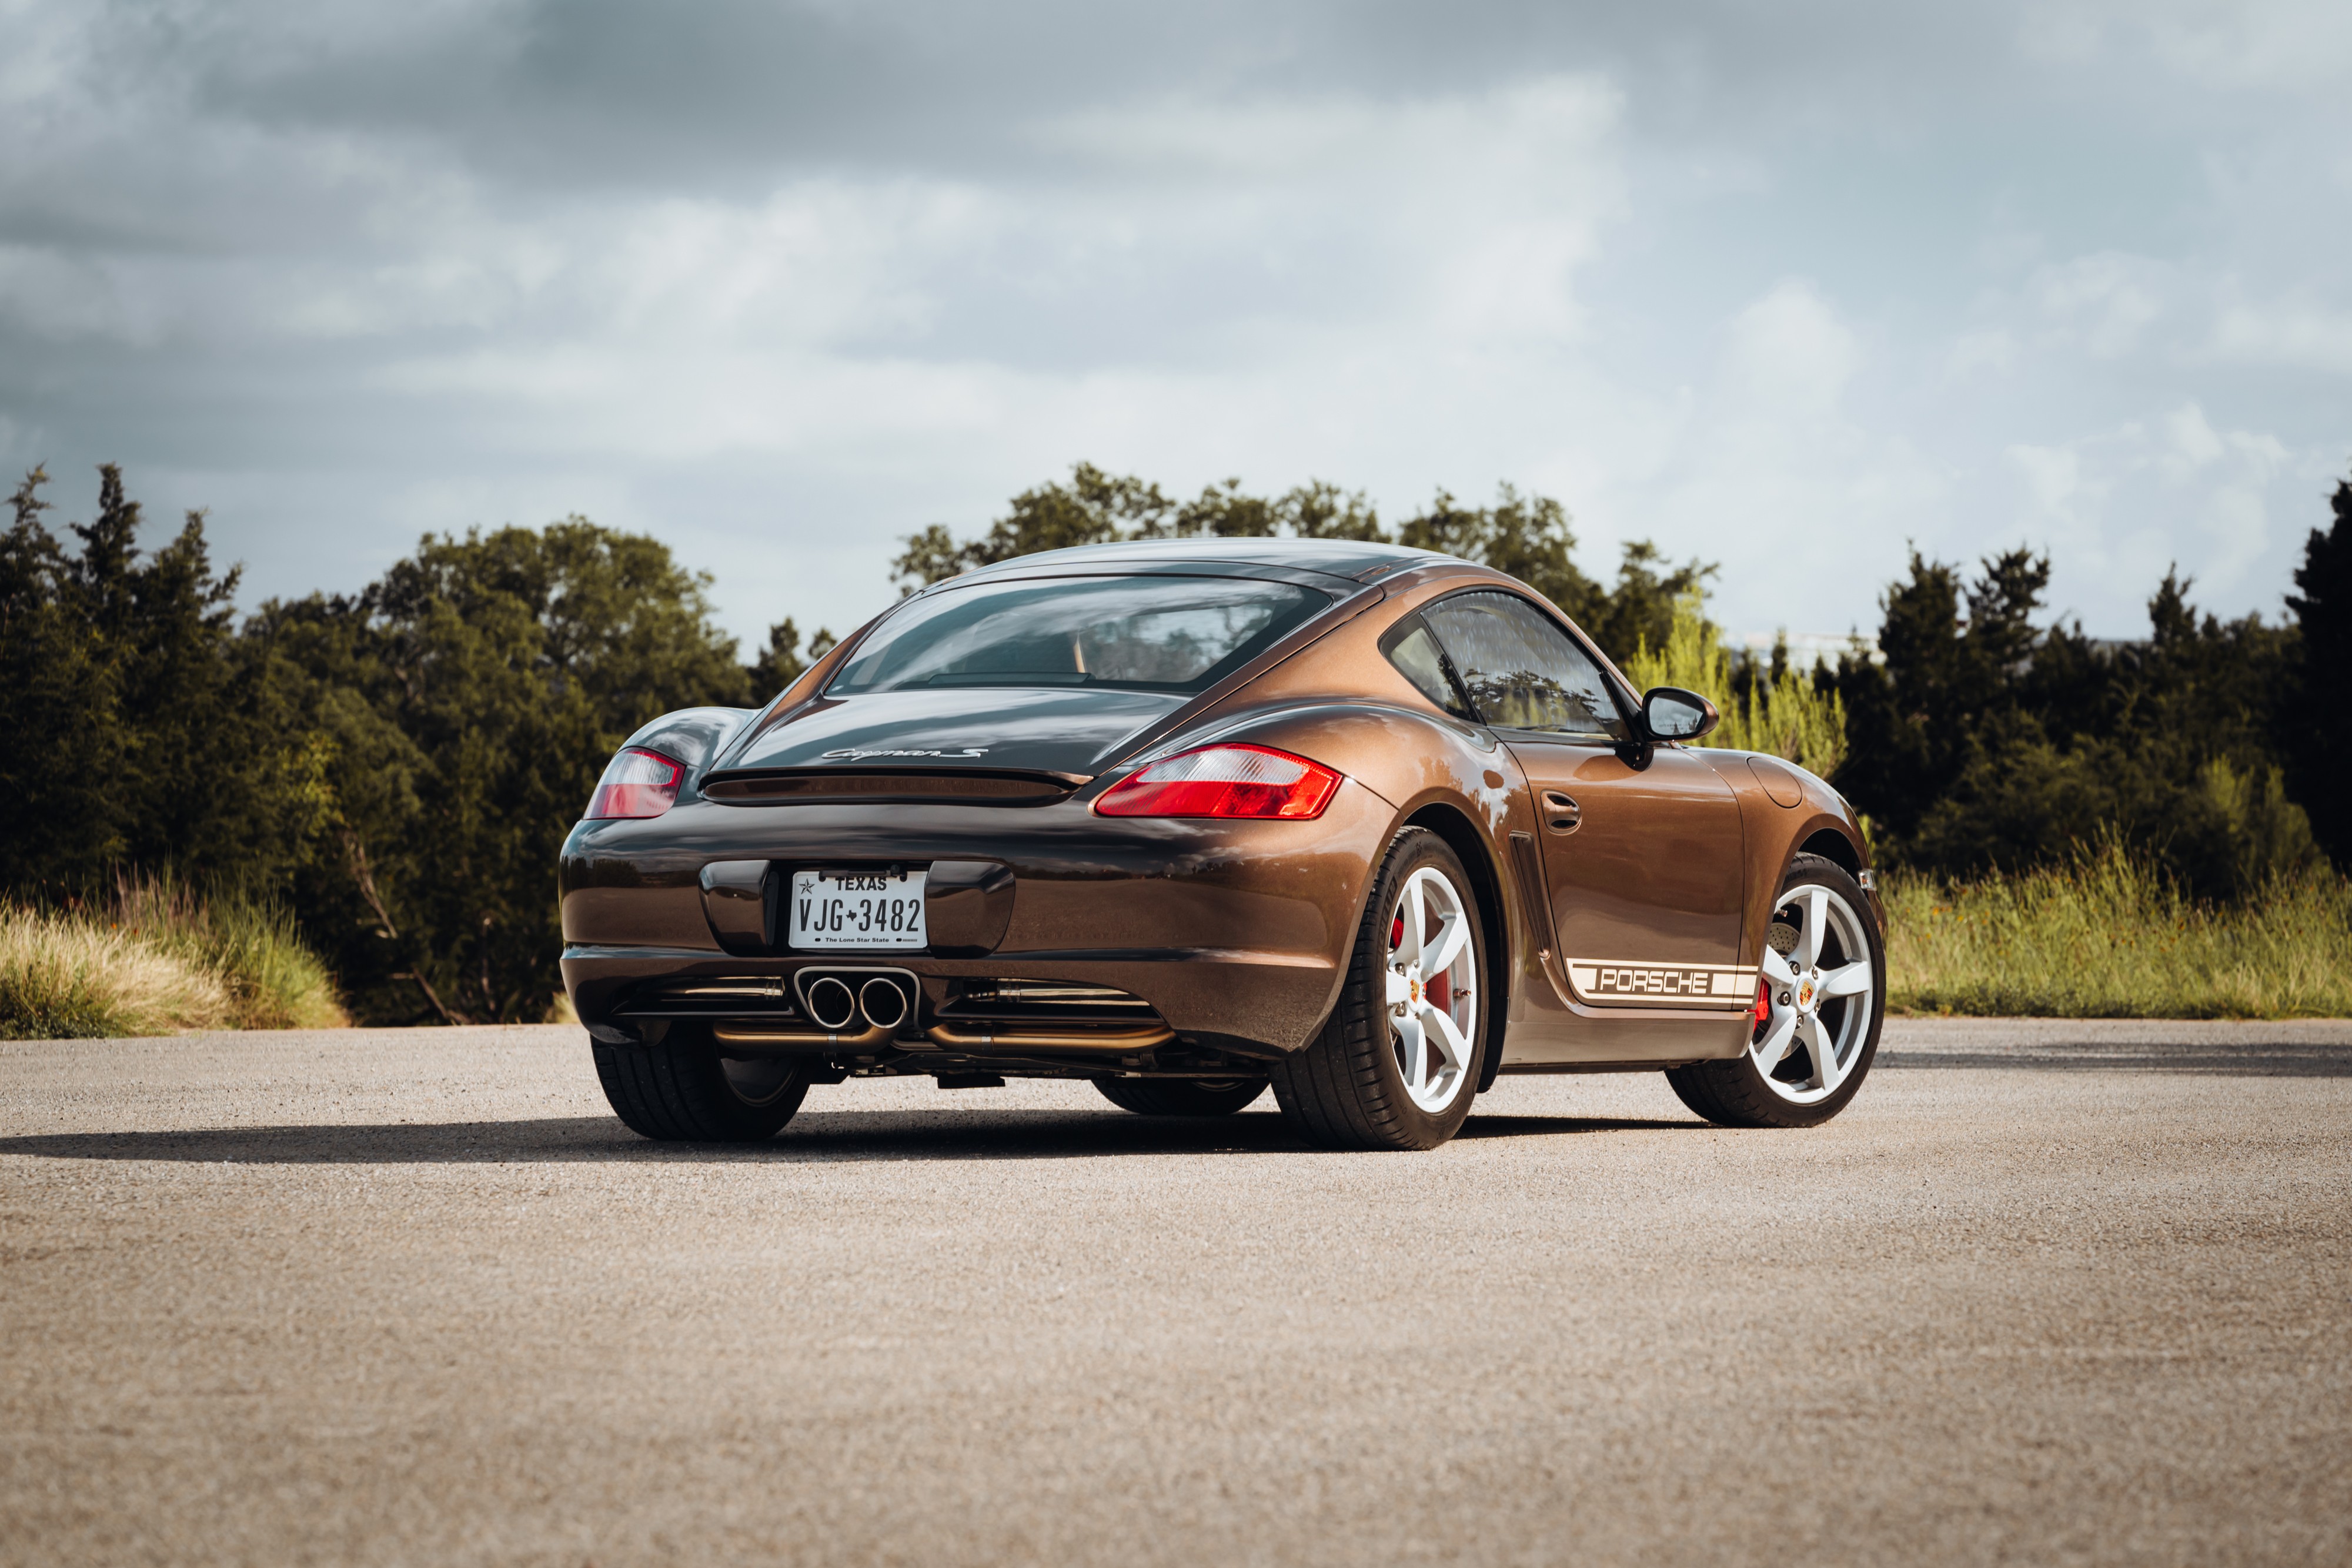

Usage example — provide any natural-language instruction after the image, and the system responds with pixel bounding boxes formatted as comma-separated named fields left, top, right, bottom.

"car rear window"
left=827, top=574, right=1328, bottom=695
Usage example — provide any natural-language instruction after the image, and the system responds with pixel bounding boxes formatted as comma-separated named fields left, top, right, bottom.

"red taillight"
left=585, top=747, right=684, bottom=820
left=1094, top=743, right=1342, bottom=820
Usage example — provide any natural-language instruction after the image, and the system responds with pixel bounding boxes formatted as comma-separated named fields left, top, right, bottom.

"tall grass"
left=1886, top=842, right=2352, bottom=1019
left=0, top=874, right=347, bottom=1039
left=1623, top=590, right=1848, bottom=778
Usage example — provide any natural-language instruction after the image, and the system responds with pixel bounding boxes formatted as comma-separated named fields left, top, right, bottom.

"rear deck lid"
left=708, top=686, right=1185, bottom=786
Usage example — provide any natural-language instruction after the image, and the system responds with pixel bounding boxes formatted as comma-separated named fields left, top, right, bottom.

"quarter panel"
left=620, top=706, right=757, bottom=777
left=1141, top=695, right=1527, bottom=1044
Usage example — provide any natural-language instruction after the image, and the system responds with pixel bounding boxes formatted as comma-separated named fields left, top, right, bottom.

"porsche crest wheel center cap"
left=1796, top=976, right=1818, bottom=1012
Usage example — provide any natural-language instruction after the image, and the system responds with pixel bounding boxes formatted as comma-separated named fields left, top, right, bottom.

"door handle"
left=1541, top=790, right=1581, bottom=833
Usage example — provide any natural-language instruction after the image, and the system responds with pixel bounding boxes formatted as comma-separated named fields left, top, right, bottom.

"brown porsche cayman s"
left=560, top=538, right=1886, bottom=1150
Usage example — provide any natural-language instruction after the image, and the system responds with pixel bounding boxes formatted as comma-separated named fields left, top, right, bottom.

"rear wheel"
left=1271, top=828, right=1487, bottom=1151
left=1093, top=1078, right=1267, bottom=1116
left=592, top=1026, right=810, bottom=1142
left=1665, top=854, right=1884, bottom=1129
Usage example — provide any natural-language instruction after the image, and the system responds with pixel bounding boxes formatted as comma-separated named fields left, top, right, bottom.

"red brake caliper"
left=1750, top=978, right=1772, bottom=1039
left=1395, top=911, right=1451, bottom=1009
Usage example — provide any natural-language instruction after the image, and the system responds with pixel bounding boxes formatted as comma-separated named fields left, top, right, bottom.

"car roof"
left=954, top=536, right=1456, bottom=583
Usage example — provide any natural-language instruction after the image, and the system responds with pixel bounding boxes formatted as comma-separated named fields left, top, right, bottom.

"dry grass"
left=1886, top=843, right=2352, bottom=1019
left=0, top=875, right=347, bottom=1039
left=0, top=907, right=232, bottom=1037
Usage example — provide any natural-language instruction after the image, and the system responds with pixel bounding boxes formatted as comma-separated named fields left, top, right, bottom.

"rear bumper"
left=557, top=779, right=1394, bottom=1054
left=560, top=945, right=1338, bottom=1055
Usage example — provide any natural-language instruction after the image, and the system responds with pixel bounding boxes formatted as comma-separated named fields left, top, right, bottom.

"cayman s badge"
left=819, top=747, right=990, bottom=761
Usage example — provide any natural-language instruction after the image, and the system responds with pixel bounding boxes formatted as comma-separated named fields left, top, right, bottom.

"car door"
left=1419, top=591, right=1750, bottom=1011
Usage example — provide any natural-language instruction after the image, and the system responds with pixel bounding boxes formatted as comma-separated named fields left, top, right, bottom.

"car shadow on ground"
left=0, top=1106, right=1706, bottom=1165
left=1877, top=1042, right=2352, bottom=1076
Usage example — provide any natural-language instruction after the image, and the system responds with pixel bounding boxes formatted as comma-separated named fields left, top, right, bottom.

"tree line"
left=891, top=463, right=1718, bottom=665
left=4, top=460, right=2344, bottom=1025
left=4, top=466, right=828, bottom=1025
left=896, top=462, right=2348, bottom=898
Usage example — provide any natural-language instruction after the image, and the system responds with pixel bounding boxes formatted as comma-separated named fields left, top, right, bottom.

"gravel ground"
left=2, top=1018, right=2347, bottom=1567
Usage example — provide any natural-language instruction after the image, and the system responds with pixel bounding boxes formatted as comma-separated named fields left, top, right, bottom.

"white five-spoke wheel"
left=1272, top=828, right=1488, bottom=1150
left=1385, top=865, right=1478, bottom=1114
left=1665, top=853, right=1886, bottom=1129
left=1750, top=882, right=1877, bottom=1104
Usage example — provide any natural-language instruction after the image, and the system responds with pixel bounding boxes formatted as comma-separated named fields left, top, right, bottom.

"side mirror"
left=1641, top=686, right=1719, bottom=743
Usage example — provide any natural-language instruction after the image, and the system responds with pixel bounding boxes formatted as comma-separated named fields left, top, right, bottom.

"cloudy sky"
left=4, top=0, right=2348, bottom=652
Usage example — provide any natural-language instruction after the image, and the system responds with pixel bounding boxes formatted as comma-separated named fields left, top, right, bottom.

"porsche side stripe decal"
left=1562, top=959, right=1758, bottom=1009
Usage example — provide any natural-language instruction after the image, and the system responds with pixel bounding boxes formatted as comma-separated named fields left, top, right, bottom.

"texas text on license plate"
left=789, top=868, right=928, bottom=950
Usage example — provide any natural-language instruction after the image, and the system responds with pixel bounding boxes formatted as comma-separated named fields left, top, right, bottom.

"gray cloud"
left=3, top=0, right=2347, bottom=647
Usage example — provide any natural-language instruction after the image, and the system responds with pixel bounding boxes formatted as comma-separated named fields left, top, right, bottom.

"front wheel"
left=1665, top=853, right=1885, bottom=1129
left=593, top=1027, right=810, bottom=1142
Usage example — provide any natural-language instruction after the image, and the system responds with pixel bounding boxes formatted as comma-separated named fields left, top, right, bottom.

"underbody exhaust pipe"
left=785, top=967, right=921, bottom=1038
left=858, top=977, right=910, bottom=1031
left=803, top=975, right=858, bottom=1031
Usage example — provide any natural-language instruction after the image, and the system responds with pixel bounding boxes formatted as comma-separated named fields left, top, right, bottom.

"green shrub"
left=1886, top=841, right=2352, bottom=1019
left=110, top=873, right=348, bottom=1030
left=1623, top=590, right=1848, bottom=777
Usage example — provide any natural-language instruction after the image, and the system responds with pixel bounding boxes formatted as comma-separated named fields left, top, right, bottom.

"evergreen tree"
left=2286, top=476, right=2350, bottom=865
left=0, top=467, right=121, bottom=887
left=1833, top=545, right=2311, bottom=894
left=0, top=466, right=313, bottom=891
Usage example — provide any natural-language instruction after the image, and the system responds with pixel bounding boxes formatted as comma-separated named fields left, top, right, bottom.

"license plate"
left=789, top=868, right=928, bottom=950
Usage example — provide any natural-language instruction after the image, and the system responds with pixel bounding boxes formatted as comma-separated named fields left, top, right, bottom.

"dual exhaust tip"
left=801, top=972, right=911, bottom=1034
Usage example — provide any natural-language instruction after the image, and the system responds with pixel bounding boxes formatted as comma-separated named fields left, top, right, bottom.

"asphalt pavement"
left=2, top=1018, right=2347, bottom=1567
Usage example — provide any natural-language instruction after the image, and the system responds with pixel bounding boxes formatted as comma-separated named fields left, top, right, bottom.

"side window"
left=1422, top=593, right=1627, bottom=740
left=1381, top=617, right=1471, bottom=718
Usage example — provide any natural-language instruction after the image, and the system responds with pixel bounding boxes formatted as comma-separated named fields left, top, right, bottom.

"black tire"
left=1093, top=1077, right=1268, bottom=1116
left=1665, top=853, right=1885, bottom=1129
left=592, top=1027, right=810, bottom=1142
left=1269, top=827, right=1489, bottom=1151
